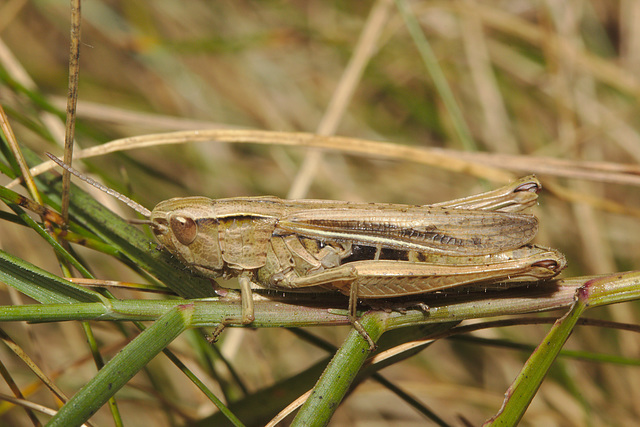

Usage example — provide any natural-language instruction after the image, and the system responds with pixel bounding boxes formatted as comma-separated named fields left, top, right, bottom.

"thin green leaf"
left=395, top=0, right=477, bottom=151
left=485, top=292, right=586, bottom=426
left=0, top=249, right=104, bottom=304
left=47, top=304, right=194, bottom=427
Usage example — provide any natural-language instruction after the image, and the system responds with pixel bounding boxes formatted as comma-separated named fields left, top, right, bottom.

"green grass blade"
left=160, top=341, right=245, bottom=427
left=0, top=249, right=103, bottom=304
left=484, top=290, right=587, bottom=425
left=46, top=304, right=194, bottom=427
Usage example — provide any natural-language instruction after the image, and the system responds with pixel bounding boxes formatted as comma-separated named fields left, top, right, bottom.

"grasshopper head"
left=151, top=197, right=224, bottom=276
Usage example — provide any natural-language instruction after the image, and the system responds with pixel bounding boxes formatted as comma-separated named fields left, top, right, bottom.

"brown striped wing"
left=276, top=207, right=538, bottom=256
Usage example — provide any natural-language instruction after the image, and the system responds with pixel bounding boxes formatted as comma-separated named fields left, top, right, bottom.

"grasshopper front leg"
left=209, top=272, right=257, bottom=343
left=238, top=272, right=256, bottom=324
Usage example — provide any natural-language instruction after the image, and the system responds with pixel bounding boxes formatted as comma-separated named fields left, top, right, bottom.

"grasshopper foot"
left=352, top=319, right=377, bottom=352
left=205, top=323, right=226, bottom=344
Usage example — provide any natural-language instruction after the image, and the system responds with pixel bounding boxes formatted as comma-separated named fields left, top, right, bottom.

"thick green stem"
left=293, top=312, right=388, bottom=426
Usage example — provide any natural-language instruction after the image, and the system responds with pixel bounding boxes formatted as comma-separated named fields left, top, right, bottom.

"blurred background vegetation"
left=1, top=1, right=639, bottom=425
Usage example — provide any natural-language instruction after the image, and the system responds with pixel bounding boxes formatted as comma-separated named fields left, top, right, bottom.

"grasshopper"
left=47, top=154, right=566, bottom=349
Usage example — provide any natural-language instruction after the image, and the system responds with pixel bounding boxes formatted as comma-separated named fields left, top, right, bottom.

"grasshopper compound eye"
left=169, top=215, right=197, bottom=245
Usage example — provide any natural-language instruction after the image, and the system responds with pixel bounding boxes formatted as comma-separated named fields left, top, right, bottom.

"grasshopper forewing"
left=276, top=205, right=537, bottom=255
left=47, top=154, right=566, bottom=350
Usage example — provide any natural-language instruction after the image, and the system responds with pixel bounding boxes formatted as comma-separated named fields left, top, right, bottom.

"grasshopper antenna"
left=46, top=153, right=152, bottom=218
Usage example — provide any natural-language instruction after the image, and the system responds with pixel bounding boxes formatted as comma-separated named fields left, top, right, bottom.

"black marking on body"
left=195, top=217, right=219, bottom=227
left=344, top=245, right=413, bottom=263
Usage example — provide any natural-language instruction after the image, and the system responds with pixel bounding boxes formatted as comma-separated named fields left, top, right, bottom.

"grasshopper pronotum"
left=47, top=154, right=566, bottom=349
